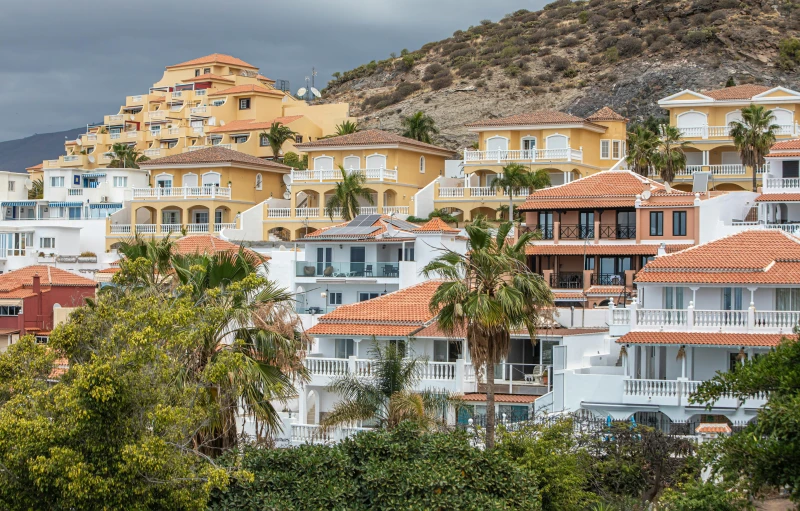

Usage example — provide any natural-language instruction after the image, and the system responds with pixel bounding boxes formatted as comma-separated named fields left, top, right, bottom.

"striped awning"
left=89, top=203, right=122, bottom=209
left=81, top=172, right=106, bottom=178
left=1, top=201, right=35, bottom=207
left=49, top=202, right=83, bottom=208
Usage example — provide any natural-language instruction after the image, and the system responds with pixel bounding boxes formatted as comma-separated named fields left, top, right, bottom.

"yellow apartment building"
left=42, top=53, right=351, bottom=172
left=657, top=84, right=800, bottom=191
left=429, top=107, right=628, bottom=222
left=105, top=146, right=290, bottom=249
left=244, top=129, right=455, bottom=240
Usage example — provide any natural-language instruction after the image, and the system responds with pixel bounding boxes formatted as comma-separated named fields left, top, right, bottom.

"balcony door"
left=616, top=211, right=635, bottom=239
left=343, top=156, right=360, bottom=170
left=349, top=246, right=365, bottom=276
left=783, top=160, right=799, bottom=179
left=183, top=173, right=198, bottom=188
left=521, top=137, right=536, bottom=158
left=193, top=211, right=209, bottom=225
left=578, top=211, right=594, bottom=239
left=486, top=136, right=508, bottom=159
left=538, top=211, right=553, bottom=239
left=316, top=247, right=332, bottom=275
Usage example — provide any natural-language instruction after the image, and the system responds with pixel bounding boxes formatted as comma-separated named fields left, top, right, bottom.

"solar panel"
left=321, top=226, right=381, bottom=236
left=692, top=172, right=711, bottom=193
left=387, top=218, right=419, bottom=231
left=350, top=214, right=381, bottom=227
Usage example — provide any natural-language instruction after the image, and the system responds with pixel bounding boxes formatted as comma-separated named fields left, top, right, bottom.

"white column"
left=297, top=385, right=307, bottom=425
left=622, top=347, right=629, bottom=378
left=702, top=150, right=709, bottom=165
left=681, top=347, right=687, bottom=379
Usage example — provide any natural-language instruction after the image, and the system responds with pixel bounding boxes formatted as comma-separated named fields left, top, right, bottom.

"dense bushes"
left=210, top=424, right=541, bottom=510
left=361, top=82, right=422, bottom=111
left=778, top=37, right=800, bottom=69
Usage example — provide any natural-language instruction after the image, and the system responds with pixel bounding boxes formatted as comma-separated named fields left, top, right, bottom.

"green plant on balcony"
left=730, top=105, right=780, bottom=192
left=324, top=166, right=374, bottom=221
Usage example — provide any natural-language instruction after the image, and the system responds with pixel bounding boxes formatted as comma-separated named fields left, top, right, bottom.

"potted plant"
left=78, top=251, right=97, bottom=263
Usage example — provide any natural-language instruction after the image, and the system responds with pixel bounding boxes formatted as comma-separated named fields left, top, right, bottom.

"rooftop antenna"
left=296, top=68, right=321, bottom=102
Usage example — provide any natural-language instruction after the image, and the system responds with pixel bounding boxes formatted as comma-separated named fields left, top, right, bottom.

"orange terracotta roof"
left=771, top=139, right=800, bottom=150
left=702, top=84, right=770, bottom=100
left=695, top=423, right=732, bottom=434
left=586, top=285, right=625, bottom=295
left=49, top=357, right=69, bottom=380
left=519, top=171, right=690, bottom=210
left=413, top=217, right=460, bottom=233
left=636, top=230, right=800, bottom=284
left=465, top=110, right=604, bottom=129
left=139, top=146, right=290, bottom=171
left=257, top=74, right=275, bottom=83
left=172, top=235, right=265, bottom=261
left=526, top=244, right=692, bottom=256
left=208, top=84, right=284, bottom=97
left=765, top=151, right=800, bottom=158
left=553, top=291, right=587, bottom=301
left=295, top=129, right=455, bottom=154
left=182, top=73, right=235, bottom=83
left=617, top=331, right=789, bottom=347
left=306, top=281, right=441, bottom=336
left=414, top=321, right=468, bottom=339
left=0, top=266, right=96, bottom=293
left=97, top=267, right=121, bottom=274
left=206, top=116, right=303, bottom=134
left=521, top=199, right=636, bottom=209
left=167, top=53, right=257, bottom=70
left=26, top=163, right=43, bottom=170
left=756, top=194, right=800, bottom=202
left=586, top=106, right=627, bottom=122
left=461, top=393, right=539, bottom=403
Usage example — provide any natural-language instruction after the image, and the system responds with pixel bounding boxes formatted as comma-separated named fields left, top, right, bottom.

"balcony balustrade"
left=464, top=148, right=583, bottom=163
left=559, top=224, right=594, bottom=240
left=132, top=186, right=232, bottom=199
left=675, top=124, right=800, bottom=139
left=190, top=106, right=207, bottom=115
left=214, top=222, right=236, bottom=232
left=296, top=261, right=400, bottom=278
left=147, top=110, right=166, bottom=120
left=550, top=272, right=583, bottom=289
left=304, top=357, right=457, bottom=382
left=599, top=224, right=636, bottom=239
left=143, top=149, right=161, bottom=157
left=590, top=273, right=626, bottom=286
left=290, top=167, right=398, bottom=182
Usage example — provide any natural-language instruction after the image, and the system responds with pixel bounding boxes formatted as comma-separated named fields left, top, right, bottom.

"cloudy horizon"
left=0, top=0, right=549, bottom=142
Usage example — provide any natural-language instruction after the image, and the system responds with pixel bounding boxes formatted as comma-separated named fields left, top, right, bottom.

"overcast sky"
left=0, top=0, right=550, bottom=142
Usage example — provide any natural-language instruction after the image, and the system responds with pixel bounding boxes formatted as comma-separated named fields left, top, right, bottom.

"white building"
left=547, top=229, right=794, bottom=431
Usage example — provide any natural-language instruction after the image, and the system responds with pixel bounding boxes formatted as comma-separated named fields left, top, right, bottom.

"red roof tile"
left=771, top=139, right=800, bottom=150
left=303, top=324, right=421, bottom=336
left=553, top=291, right=587, bottom=301
left=413, top=217, right=460, bottom=233
left=695, top=423, right=732, bottom=434
left=206, top=116, right=303, bottom=134
left=756, top=194, right=800, bottom=202
left=465, top=110, right=604, bottom=129
left=526, top=244, right=692, bottom=256
left=586, top=285, right=625, bottom=295
left=765, top=151, right=800, bottom=158
left=636, top=230, right=800, bottom=284
left=461, top=393, right=539, bottom=403
left=139, top=146, right=290, bottom=171
left=182, top=73, right=235, bottom=83
left=208, top=84, right=283, bottom=97
left=172, top=235, right=265, bottom=261
left=702, top=84, right=771, bottom=100
left=617, top=331, right=789, bottom=347
left=304, top=215, right=420, bottom=240
left=0, top=266, right=96, bottom=292
left=167, top=53, right=257, bottom=70
left=295, top=129, right=455, bottom=155
left=585, top=106, right=627, bottom=122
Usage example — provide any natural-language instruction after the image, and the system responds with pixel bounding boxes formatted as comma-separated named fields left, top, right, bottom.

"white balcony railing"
left=621, top=378, right=759, bottom=408
left=290, top=167, right=398, bottom=182
left=610, top=303, right=800, bottom=334
left=86, top=134, right=98, bottom=142
left=147, top=110, right=165, bottom=120
left=305, top=357, right=457, bottom=381
left=470, top=186, right=498, bottom=197
left=267, top=207, right=291, bottom=218
left=289, top=424, right=371, bottom=445
left=186, top=223, right=209, bottom=233
left=439, top=187, right=465, bottom=198
left=295, top=207, right=319, bottom=218
left=109, top=225, right=132, bottom=234
left=171, top=91, right=182, bottom=98
left=464, top=148, right=583, bottom=163
left=135, top=224, right=157, bottom=234
left=764, top=177, right=800, bottom=191
left=160, top=224, right=182, bottom=234
left=676, top=124, right=800, bottom=139
left=127, top=131, right=139, bottom=139
left=108, top=114, right=124, bottom=122
left=143, top=149, right=161, bottom=157
left=383, top=206, right=409, bottom=215
left=132, top=186, right=232, bottom=199
left=110, top=133, right=121, bottom=140
left=63, top=155, right=80, bottom=163
left=190, top=106, right=207, bottom=115
left=67, top=189, right=83, bottom=196
left=195, top=90, right=206, bottom=96
left=192, top=126, right=204, bottom=135
left=214, top=222, right=236, bottom=232
left=359, top=207, right=378, bottom=215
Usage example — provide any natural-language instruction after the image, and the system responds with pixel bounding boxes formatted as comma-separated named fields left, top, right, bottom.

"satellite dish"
left=282, top=174, right=292, bottom=185
left=23, top=179, right=32, bottom=190
left=297, top=87, right=307, bottom=97
left=310, top=87, right=321, bottom=98
left=76, top=138, right=83, bottom=146
left=641, top=189, right=651, bottom=200
left=283, top=191, right=291, bottom=200
left=88, top=155, right=96, bottom=163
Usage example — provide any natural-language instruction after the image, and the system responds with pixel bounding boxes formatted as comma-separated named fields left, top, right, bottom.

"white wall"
left=413, top=178, right=437, bottom=218
left=699, top=191, right=759, bottom=243
left=553, top=307, right=609, bottom=328
left=640, top=283, right=778, bottom=310
left=444, top=160, right=463, bottom=179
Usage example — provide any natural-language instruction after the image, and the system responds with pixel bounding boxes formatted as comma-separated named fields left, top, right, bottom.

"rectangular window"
left=600, top=140, right=610, bottom=159
left=398, top=247, right=415, bottom=261
left=776, top=288, right=800, bottom=310
left=203, top=67, right=210, bottom=74
left=358, top=292, right=379, bottom=302
left=194, top=69, right=200, bottom=77
left=39, top=237, right=55, bottom=249
left=113, top=176, right=128, bottom=188
left=584, top=257, right=595, bottom=271
left=673, top=211, right=687, bottom=236
left=211, top=99, right=225, bottom=107
left=649, top=211, right=663, bottom=236
left=329, top=292, right=343, bottom=305
left=316, top=247, right=333, bottom=275
left=50, top=176, right=65, bottom=187
left=538, top=211, right=554, bottom=239
left=612, top=140, right=621, bottom=160
left=259, top=134, right=269, bottom=147
left=334, top=338, right=354, bottom=359
left=7, top=181, right=14, bottom=192
left=239, top=98, right=250, bottom=110
left=295, top=135, right=303, bottom=144
left=389, top=339, right=407, bottom=357
left=663, top=287, right=685, bottom=309
left=0, top=306, right=21, bottom=316
left=167, top=141, right=178, bottom=149
left=579, top=211, right=594, bottom=239
left=723, top=287, right=744, bottom=311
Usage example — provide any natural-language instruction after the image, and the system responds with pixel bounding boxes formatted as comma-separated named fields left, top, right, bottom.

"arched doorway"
left=268, top=227, right=290, bottom=242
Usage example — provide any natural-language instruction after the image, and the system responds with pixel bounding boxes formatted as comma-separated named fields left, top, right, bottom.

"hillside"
left=0, top=127, right=84, bottom=173
left=322, top=0, right=800, bottom=150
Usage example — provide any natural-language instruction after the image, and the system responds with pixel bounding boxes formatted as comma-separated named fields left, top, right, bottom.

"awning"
left=1, top=201, right=35, bottom=207
left=49, top=202, right=83, bottom=208
left=89, top=203, right=122, bottom=209
left=82, top=172, right=106, bottom=178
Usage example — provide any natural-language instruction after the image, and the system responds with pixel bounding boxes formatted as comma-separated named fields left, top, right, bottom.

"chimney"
left=32, top=274, right=40, bottom=295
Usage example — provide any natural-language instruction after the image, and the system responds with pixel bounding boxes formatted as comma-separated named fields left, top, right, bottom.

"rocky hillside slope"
left=322, top=0, right=800, bottom=150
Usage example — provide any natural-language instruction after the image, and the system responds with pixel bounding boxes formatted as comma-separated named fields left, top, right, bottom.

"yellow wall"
left=146, top=164, right=285, bottom=204
left=666, top=104, right=799, bottom=128
left=283, top=102, right=353, bottom=136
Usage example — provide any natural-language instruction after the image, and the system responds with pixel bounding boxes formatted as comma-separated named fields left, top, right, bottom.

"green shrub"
left=778, top=37, right=800, bottom=69
left=683, top=29, right=713, bottom=47
left=430, top=75, right=453, bottom=90
left=617, top=36, right=643, bottom=57
left=605, top=47, right=619, bottom=63
left=563, top=68, right=578, bottom=78
left=579, top=10, right=589, bottom=24
left=658, top=480, right=750, bottom=510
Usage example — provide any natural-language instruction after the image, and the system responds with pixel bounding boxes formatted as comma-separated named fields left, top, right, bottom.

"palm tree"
left=321, top=340, right=452, bottom=431
left=334, top=120, right=360, bottom=136
left=401, top=111, right=439, bottom=143
left=626, top=125, right=659, bottom=177
left=108, top=143, right=149, bottom=169
left=730, top=105, right=780, bottom=192
left=423, top=219, right=554, bottom=449
left=324, top=166, right=374, bottom=221
left=261, top=122, right=298, bottom=160
left=492, top=164, right=551, bottom=221
left=653, top=125, right=690, bottom=184
left=27, top=177, right=43, bottom=200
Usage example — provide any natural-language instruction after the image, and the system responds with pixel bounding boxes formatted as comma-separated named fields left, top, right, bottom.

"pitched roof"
left=182, top=73, right=235, bottom=83
left=519, top=171, right=691, bottom=210
left=257, top=74, right=275, bottom=83
left=617, top=331, right=789, bottom=347
left=306, top=281, right=441, bottom=337
left=413, top=217, right=460, bottom=233
left=586, top=106, right=627, bottom=122
left=702, top=84, right=771, bottom=101
left=294, top=129, right=455, bottom=154
left=304, top=215, right=420, bottom=240
left=756, top=193, right=800, bottom=202
left=0, top=266, right=96, bottom=298
left=167, top=53, right=257, bottom=70
left=635, top=230, right=800, bottom=284
left=770, top=138, right=800, bottom=151
left=206, top=116, right=303, bottom=134
left=172, top=235, right=265, bottom=261
left=586, top=285, right=625, bottom=295
left=695, top=423, right=732, bottom=434
left=26, top=163, right=43, bottom=171
left=765, top=152, right=800, bottom=158
left=465, top=110, right=604, bottom=129
left=208, top=84, right=283, bottom=97
left=139, top=146, right=290, bottom=171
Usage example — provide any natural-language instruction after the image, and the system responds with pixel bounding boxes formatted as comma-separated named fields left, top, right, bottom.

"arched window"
left=545, top=134, right=568, bottom=150
left=485, top=136, right=509, bottom=152
left=772, top=108, right=794, bottom=128
left=725, top=110, right=743, bottom=125
left=202, top=171, right=221, bottom=187
left=419, top=156, right=426, bottom=173
left=313, top=155, right=334, bottom=170
left=366, top=153, right=387, bottom=169
left=154, top=173, right=173, bottom=188
left=676, top=111, right=707, bottom=128
left=343, top=156, right=360, bottom=169
left=182, top=173, right=198, bottom=188
left=255, top=173, right=263, bottom=190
